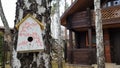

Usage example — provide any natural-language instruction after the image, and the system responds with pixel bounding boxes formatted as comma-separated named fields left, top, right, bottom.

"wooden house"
left=61, top=0, right=120, bottom=65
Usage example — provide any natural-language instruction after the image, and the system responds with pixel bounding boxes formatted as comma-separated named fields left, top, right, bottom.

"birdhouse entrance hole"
left=27, top=37, right=33, bottom=42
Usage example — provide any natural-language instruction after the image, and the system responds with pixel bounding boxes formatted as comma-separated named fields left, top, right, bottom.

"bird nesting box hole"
left=27, top=37, right=33, bottom=42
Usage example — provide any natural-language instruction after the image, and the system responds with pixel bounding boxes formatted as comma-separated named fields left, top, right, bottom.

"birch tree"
left=94, top=0, right=105, bottom=68
left=1, top=0, right=52, bottom=68
left=56, top=0, right=63, bottom=68
left=51, top=0, right=63, bottom=68
left=14, top=0, right=52, bottom=68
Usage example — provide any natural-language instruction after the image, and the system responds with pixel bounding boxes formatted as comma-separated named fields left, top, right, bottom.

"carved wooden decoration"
left=16, top=14, right=44, bottom=52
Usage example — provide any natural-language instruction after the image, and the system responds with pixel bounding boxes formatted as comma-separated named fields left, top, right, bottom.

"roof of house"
left=60, top=0, right=109, bottom=26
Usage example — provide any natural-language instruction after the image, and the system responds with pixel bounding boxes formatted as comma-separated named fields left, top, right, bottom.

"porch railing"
left=92, top=5, right=120, bottom=25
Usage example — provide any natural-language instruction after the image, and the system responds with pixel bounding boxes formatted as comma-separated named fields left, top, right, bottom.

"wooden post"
left=88, top=29, right=92, bottom=48
left=94, top=0, right=105, bottom=68
left=69, top=30, right=73, bottom=50
left=87, top=8, right=92, bottom=48
left=67, top=15, right=73, bottom=63
left=69, top=30, right=73, bottom=63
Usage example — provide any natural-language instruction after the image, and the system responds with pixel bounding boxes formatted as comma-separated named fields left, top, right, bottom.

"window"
left=92, top=34, right=96, bottom=44
left=113, top=0, right=120, bottom=6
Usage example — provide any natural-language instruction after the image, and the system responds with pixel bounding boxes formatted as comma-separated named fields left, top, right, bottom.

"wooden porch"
left=67, top=48, right=96, bottom=65
left=61, top=0, right=120, bottom=66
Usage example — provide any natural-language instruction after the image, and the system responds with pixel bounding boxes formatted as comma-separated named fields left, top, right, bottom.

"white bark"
left=43, top=53, right=50, bottom=68
left=56, top=0, right=63, bottom=68
left=24, top=0, right=31, bottom=9
left=18, top=8, right=23, bottom=22
left=51, top=0, right=63, bottom=68
left=94, top=0, right=105, bottom=68
left=37, top=6, right=46, bottom=14
left=12, top=49, right=21, bottom=68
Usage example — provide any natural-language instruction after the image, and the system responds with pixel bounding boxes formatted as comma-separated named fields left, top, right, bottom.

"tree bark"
left=94, top=0, right=105, bottom=68
left=56, top=0, right=63, bottom=68
left=13, top=0, right=52, bottom=68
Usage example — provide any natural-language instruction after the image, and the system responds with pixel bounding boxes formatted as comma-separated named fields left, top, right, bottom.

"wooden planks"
left=67, top=48, right=96, bottom=65
left=70, top=5, right=120, bottom=31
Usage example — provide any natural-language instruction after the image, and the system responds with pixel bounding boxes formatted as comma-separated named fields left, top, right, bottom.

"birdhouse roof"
left=15, top=14, right=44, bottom=30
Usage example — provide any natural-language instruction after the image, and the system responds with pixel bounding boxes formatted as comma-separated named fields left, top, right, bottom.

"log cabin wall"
left=70, top=5, right=120, bottom=31
left=68, top=29, right=112, bottom=64
left=85, top=29, right=111, bottom=62
left=109, top=28, right=120, bottom=64
left=104, top=29, right=111, bottom=62
left=68, top=30, right=97, bottom=65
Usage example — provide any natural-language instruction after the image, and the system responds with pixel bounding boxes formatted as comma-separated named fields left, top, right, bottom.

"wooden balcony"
left=67, top=48, right=96, bottom=65
left=71, top=5, right=120, bottom=31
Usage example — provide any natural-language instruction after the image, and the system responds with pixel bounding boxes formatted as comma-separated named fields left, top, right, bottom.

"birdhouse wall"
left=17, top=17, right=44, bottom=52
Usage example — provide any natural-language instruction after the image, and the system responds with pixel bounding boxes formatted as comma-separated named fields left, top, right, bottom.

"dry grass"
left=52, top=61, right=66, bottom=68
left=0, top=64, right=10, bottom=68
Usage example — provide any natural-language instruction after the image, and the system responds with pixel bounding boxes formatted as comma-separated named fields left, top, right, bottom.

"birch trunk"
left=94, top=0, right=105, bottom=68
left=13, top=0, right=52, bottom=68
left=56, top=0, right=63, bottom=68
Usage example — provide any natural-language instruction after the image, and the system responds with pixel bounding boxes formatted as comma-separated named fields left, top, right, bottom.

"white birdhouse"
left=16, top=14, right=44, bottom=52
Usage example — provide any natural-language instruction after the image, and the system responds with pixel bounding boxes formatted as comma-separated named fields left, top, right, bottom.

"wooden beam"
left=66, top=15, right=73, bottom=30
left=68, top=30, right=73, bottom=63
left=87, top=8, right=92, bottom=48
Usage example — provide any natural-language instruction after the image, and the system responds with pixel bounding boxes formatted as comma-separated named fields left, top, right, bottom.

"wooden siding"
left=66, top=30, right=112, bottom=64
left=67, top=48, right=96, bottom=65
left=70, top=5, right=120, bottom=31
left=104, top=29, right=111, bottom=62
left=71, top=11, right=89, bottom=29
left=73, top=48, right=96, bottom=65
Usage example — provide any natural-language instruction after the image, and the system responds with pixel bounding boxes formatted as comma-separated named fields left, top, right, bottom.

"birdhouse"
left=16, top=14, right=44, bottom=52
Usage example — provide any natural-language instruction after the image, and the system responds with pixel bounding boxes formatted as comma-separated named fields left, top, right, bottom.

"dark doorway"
left=75, top=31, right=86, bottom=48
left=109, top=29, right=120, bottom=64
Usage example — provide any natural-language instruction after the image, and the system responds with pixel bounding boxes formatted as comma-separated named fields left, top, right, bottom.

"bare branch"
left=0, top=0, right=11, bottom=32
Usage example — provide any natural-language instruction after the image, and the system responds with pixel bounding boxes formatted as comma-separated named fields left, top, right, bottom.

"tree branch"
left=0, top=0, right=11, bottom=32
